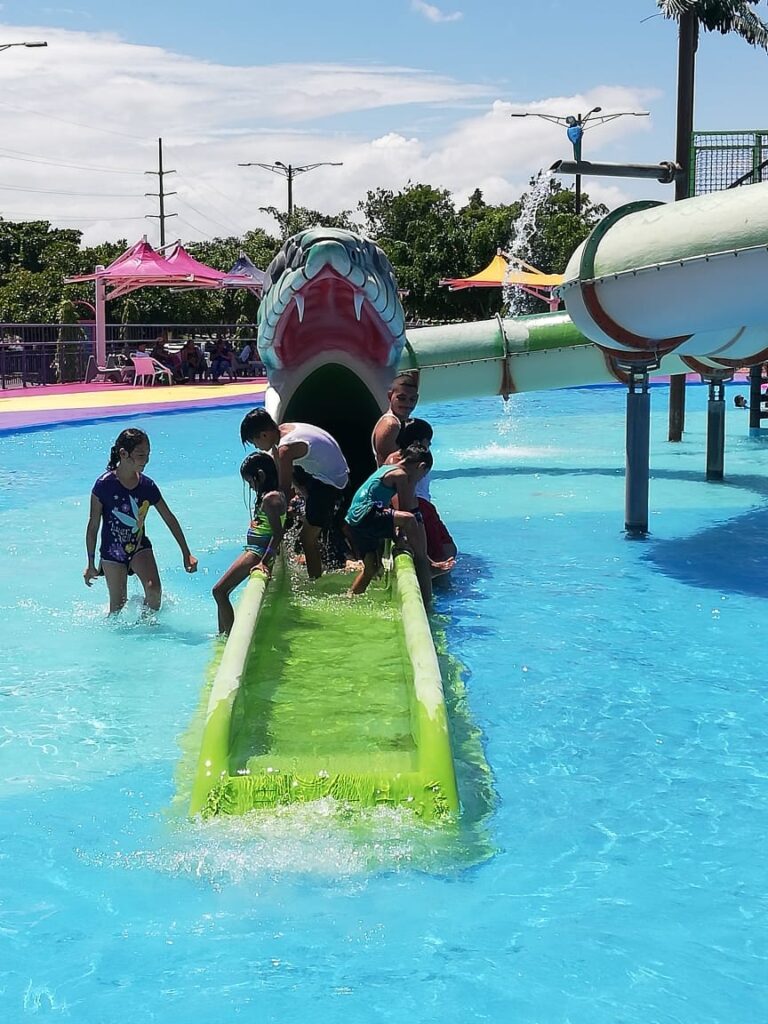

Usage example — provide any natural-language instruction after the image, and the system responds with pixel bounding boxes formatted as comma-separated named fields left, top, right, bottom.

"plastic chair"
left=131, top=354, right=174, bottom=387
left=84, top=354, right=125, bottom=384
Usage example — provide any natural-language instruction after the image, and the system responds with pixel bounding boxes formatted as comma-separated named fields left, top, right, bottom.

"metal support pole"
left=551, top=159, right=680, bottom=183
left=94, top=272, right=107, bottom=367
left=749, top=364, right=764, bottom=434
left=286, top=165, right=294, bottom=222
left=668, top=12, right=698, bottom=442
left=705, top=377, right=726, bottom=481
left=668, top=372, right=686, bottom=442
left=625, top=365, right=652, bottom=537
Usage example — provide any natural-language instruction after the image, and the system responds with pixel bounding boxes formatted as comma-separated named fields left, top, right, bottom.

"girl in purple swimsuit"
left=84, top=428, right=198, bottom=614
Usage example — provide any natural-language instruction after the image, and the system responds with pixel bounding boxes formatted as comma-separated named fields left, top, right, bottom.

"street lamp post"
left=511, top=108, right=649, bottom=213
left=0, top=41, right=48, bottom=52
left=238, top=159, right=343, bottom=228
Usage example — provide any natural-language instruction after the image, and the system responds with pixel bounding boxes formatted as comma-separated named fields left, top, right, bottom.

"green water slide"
left=188, top=555, right=459, bottom=822
left=400, top=311, right=690, bottom=403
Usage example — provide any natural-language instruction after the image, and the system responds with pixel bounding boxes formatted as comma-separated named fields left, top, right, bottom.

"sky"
left=0, top=0, right=766, bottom=248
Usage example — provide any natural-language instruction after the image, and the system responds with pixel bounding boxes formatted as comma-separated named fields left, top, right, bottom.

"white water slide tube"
left=401, top=182, right=768, bottom=400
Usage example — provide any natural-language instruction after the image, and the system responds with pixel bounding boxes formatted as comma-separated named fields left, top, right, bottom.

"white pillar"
left=94, top=270, right=106, bottom=365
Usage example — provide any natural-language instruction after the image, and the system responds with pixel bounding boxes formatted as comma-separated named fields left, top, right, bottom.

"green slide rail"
left=188, top=555, right=459, bottom=822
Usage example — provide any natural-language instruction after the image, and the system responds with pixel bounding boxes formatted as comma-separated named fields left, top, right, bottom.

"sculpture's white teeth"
left=294, top=293, right=305, bottom=323
left=353, top=292, right=365, bottom=322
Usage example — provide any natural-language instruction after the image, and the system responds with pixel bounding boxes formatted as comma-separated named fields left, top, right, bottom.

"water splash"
left=79, top=799, right=495, bottom=884
left=503, top=169, right=553, bottom=316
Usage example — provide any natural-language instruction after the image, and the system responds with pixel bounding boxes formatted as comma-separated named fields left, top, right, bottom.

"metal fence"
left=690, top=130, right=768, bottom=196
left=0, top=322, right=255, bottom=389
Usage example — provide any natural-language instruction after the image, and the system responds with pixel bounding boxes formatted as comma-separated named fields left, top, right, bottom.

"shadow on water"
left=107, top=617, right=212, bottom=649
left=433, top=552, right=496, bottom=643
left=429, top=551, right=500, bottom=868
left=645, top=505, right=768, bottom=599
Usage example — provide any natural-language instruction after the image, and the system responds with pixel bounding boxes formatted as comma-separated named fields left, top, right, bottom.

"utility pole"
left=238, top=159, right=343, bottom=233
left=145, top=137, right=177, bottom=247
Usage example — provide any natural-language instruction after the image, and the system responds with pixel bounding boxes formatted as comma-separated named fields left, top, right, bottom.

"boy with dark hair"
left=371, top=371, right=420, bottom=467
left=240, top=408, right=349, bottom=579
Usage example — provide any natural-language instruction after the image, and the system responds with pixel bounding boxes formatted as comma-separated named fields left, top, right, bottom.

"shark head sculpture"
left=256, top=228, right=408, bottom=487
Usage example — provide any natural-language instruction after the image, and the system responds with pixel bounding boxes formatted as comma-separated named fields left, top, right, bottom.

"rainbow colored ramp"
left=188, top=554, right=459, bottom=822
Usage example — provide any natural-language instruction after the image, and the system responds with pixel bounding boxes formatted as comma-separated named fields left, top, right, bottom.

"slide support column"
left=703, top=374, right=730, bottom=481
left=624, top=363, right=655, bottom=537
left=668, top=373, right=686, bottom=442
left=749, top=364, right=764, bottom=435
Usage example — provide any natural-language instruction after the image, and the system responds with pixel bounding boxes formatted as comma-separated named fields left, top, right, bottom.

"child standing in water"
left=212, top=452, right=287, bottom=635
left=345, top=443, right=434, bottom=606
left=84, top=428, right=198, bottom=614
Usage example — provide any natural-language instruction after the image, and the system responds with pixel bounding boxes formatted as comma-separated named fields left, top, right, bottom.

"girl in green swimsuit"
left=212, top=452, right=286, bottom=635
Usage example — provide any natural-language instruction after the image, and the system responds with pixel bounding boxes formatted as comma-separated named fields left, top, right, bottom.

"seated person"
left=345, top=443, right=433, bottom=606
left=119, top=340, right=149, bottom=382
left=236, top=341, right=265, bottom=376
left=210, top=339, right=236, bottom=382
left=150, top=336, right=179, bottom=371
left=178, top=339, right=205, bottom=381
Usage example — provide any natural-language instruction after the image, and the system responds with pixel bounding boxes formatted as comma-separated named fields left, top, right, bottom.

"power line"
left=176, top=193, right=240, bottom=237
left=0, top=183, right=138, bottom=197
left=195, top=176, right=249, bottom=221
left=0, top=144, right=143, bottom=175
left=177, top=180, right=243, bottom=234
left=0, top=214, right=147, bottom=223
left=174, top=214, right=213, bottom=240
left=0, top=98, right=145, bottom=139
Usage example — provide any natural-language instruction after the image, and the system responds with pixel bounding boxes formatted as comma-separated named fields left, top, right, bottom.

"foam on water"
left=81, top=800, right=489, bottom=885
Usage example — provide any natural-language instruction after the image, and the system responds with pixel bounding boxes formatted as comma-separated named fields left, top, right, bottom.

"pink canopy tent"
left=65, top=238, right=257, bottom=365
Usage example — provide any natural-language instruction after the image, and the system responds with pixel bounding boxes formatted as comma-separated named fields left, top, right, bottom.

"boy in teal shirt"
left=345, top=444, right=433, bottom=606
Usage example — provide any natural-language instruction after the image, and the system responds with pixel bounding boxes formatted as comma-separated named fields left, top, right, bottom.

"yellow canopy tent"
left=440, top=251, right=563, bottom=311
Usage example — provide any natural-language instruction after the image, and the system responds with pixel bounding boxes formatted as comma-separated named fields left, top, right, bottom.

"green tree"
left=259, top=205, right=357, bottom=240
left=657, top=1, right=768, bottom=196
left=0, top=220, right=81, bottom=280
left=119, top=295, right=142, bottom=340
left=507, top=178, right=607, bottom=314
left=458, top=189, right=522, bottom=320
left=54, top=298, right=85, bottom=383
left=359, top=180, right=606, bottom=322
left=359, top=183, right=473, bottom=322
left=242, top=227, right=282, bottom=270
left=0, top=267, right=64, bottom=322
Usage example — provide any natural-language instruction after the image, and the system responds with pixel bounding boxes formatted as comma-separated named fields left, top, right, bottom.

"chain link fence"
left=690, top=130, right=768, bottom=196
left=0, top=322, right=254, bottom=389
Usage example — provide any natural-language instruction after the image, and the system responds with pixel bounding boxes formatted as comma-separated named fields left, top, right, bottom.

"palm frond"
left=656, top=1, right=768, bottom=50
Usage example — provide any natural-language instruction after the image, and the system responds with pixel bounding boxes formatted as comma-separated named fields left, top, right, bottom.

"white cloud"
left=410, top=1, right=463, bottom=24
left=0, top=24, right=663, bottom=251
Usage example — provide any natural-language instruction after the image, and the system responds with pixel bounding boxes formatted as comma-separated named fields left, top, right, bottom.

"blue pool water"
left=2, top=384, right=767, bottom=1022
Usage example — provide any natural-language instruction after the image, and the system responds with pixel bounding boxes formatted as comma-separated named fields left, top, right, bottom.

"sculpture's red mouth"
left=271, top=268, right=396, bottom=370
